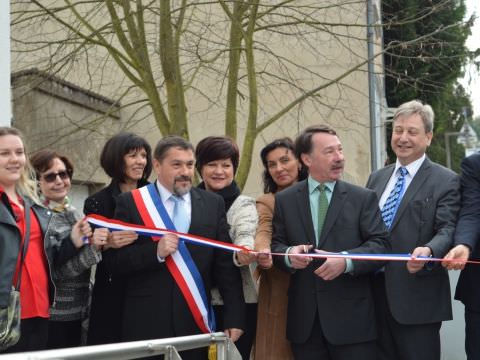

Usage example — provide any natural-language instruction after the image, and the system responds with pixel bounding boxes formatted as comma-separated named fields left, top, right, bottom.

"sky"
left=461, top=0, right=480, bottom=117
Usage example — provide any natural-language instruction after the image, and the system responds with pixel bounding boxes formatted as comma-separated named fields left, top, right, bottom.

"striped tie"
left=381, top=167, right=407, bottom=229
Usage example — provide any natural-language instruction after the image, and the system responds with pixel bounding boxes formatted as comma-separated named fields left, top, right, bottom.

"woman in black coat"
left=84, top=132, right=152, bottom=345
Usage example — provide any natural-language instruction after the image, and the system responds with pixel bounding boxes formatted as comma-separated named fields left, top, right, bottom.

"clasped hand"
left=406, top=246, right=432, bottom=273
left=256, top=248, right=273, bottom=269
left=157, top=233, right=179, bottom=258
left=70, top=219, right=93, bottom=248
left=288, top=245, right=346, bottom=280
left=235, top=247, right=257, bottom=266
left=90, top=228, right=138, bottom=250
left=442, top=244, right=470, bottom=270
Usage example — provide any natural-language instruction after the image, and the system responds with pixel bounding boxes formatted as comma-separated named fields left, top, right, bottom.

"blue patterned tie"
left=170, top=195, right=190, bottom=233
left=381, top=167, right=408, bottom=229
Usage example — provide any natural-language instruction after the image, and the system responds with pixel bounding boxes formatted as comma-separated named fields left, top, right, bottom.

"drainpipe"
left=367, top=0, right=384, bottom=171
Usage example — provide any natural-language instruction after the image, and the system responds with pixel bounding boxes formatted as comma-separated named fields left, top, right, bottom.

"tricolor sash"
left=131, top=184, right=215, bottom=333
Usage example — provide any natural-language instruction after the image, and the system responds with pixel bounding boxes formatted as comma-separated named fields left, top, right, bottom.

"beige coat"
left=254, top=193, right=293, bottom=360
left=211, top=195, right=258, bottom=304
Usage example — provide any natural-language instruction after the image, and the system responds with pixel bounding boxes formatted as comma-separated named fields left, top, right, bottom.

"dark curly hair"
left=260, top=137, right=307, bottom=193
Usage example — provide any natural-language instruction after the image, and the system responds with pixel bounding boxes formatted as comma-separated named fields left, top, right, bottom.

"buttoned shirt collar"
left=155, top=180, right=192, bottom=218
left=308, top=175, right=335, bottom=195
left=394, top=154, right=426, bottom=179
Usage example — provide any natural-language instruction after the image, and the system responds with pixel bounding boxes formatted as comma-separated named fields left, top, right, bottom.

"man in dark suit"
left=103, top=136, right=245, bottom=359
left=271, top=124, right=390, bottom=360
left=442, top=152, right=480, bottom=360
left=367, top=100, right=461, bottom=360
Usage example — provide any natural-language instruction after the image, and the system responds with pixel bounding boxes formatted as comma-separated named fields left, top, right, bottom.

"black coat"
left=84, top=179, right=148, bottom=345
left=271, top=179, right=390, bottom=346
left=454, top=153, right=480, bottom=311
left=102, top=186, right=246, bottom=341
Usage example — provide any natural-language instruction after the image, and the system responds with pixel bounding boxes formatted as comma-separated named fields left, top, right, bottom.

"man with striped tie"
left=366, top=100, right=461, bottom=360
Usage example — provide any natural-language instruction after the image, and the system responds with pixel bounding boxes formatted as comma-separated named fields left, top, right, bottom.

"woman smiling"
left=195, top=136, right=258, bottom=359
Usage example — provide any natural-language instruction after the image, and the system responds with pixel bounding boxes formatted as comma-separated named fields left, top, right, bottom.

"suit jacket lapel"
left=390, top=158, right=431, bottom=231
left=295, top=182, right=317, bottom=247
left=185, top=188, right=204, bottom=253
left=374, top=165, right=395, bottom=199
left=189, top=187, right=202, bottom=233
left=318, top=180, right=347, bottom=248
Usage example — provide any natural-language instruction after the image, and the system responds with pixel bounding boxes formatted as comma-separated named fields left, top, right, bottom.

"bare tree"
left=10, top=0, right=470, bottom=188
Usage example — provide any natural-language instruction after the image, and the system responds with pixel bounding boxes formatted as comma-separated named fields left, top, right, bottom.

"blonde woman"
left=0, top=127, right=91, bottom=352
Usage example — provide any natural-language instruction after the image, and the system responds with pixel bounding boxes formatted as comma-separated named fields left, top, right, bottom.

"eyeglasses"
left=42, top=171, right=70, bottom=183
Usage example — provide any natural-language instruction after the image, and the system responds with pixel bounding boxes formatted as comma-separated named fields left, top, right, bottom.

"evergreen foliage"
left=383, top=0, right=476, bottom=171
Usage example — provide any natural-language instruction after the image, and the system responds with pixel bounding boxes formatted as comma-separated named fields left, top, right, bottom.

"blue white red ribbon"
left=86, top=213, right=480, bottom=266
left=86, top=214, right=247, bottom=253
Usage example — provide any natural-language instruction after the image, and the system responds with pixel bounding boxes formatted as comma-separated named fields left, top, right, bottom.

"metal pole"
left=367, top=0, right=385, bottom=171
left=445, top=132, right=460, bottom=169
left=445, top=132, right=452, bottom=169
left=367, top=0, right=378, bottom=171
left=216, top=337, right=227, bottom=360
left=0, top=332, right=240, bottom=360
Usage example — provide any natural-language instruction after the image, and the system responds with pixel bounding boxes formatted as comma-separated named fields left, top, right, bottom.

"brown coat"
left=254, top=193, right=293, bottom=360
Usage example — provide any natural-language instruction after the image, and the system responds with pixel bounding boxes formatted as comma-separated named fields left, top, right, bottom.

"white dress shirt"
left=156, top=180, right=192, bottom=221
left=379, top=154, right=426, bottom=209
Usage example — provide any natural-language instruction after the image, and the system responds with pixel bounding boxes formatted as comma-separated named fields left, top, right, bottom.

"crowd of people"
left=0, top=98, right=479, bottom=360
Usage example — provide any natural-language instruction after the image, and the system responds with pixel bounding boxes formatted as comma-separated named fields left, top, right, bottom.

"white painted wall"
left=69, top=184, right=90, bottom=215
left=0, top=2, right=11, bottom=126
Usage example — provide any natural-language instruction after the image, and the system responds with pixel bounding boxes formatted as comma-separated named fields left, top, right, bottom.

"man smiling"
left=103, top=136, right=245, bottom=360
left=367, top=100, right=461, bottom=360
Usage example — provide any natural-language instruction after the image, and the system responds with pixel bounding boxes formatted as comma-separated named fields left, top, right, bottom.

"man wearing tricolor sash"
left=102, top=136, right=245, bottom=360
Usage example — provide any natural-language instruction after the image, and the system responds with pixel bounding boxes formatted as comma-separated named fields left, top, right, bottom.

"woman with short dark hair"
left=84, top=132, right=152, bottom=345
left=99, top=132, right=152, bottom=189
left=195, top=136, right=257, bottom=359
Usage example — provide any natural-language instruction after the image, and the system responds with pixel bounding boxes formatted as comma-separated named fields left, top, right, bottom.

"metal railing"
left=0, top=332, right=241, bottom=360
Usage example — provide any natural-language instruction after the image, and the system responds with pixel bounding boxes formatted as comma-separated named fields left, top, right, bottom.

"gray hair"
left=393, top=100, right=434, bottom=133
